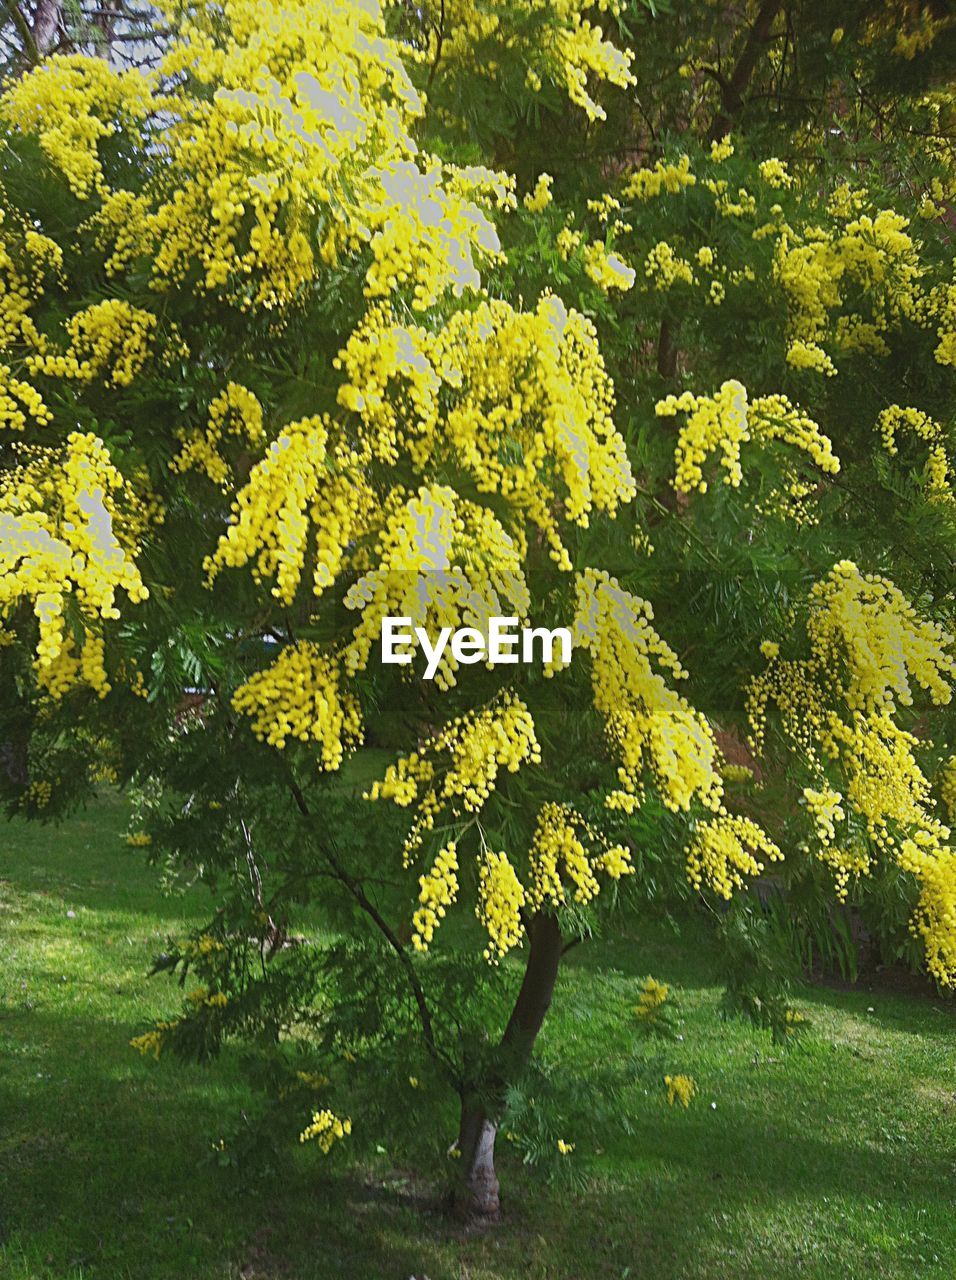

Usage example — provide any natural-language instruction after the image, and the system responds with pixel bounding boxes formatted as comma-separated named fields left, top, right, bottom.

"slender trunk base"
left=450, top=1098, right=500, bottom=1220
left=447, top=914, right=563, bottom=1221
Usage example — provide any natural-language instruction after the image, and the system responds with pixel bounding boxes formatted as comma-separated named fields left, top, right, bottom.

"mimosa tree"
left=0, top=0, right=953, bottom=1218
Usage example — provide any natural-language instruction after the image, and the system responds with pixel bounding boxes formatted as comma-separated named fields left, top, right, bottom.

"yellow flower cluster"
left=477, top=849, right=526, bottom=961
left=368, top=695, right=540, bottom=861
left=773, top=210, right=922, bottom=366
left=411, top=842, right=459, bottom=952
left=342, top=296, right=633, bottom=562
left=786, top=339, right=837, bottom=376
left=721, top=763, right=755, bottom=785
left=664, top=1074, right=697, bottom=1107
left=758, top=158, right=794, bottom=189
left=749, top=562, right=956, bottom=980
left=232, top=642, right=362, bottom=770
left=0, top=53, right=154, bottom=199
left=875, top=405, right=953, bottom=507
left=583, top=242, right=636, bottom=292
left=685, top=814, right=783, bottom=899
left=898, top=839, right=956, bottom=988
left=299, top=1108, right=352, bottom=1152
left=634, top=976, right=669, bottom=1018
left=27, top=299, right=159, bottom=387
left=0, top=365, right=51, bottom=430
left=344, top=488, right=530, bottom=689
left=187, top=986, right=228, bottom=1009
left=424, top=0, right=633, bottom=121
left=130, top=1018, right=180, bottom=1061
left=171, top=382, right=265, bottom=487
left=933, top=279, right=956, bottom=367
left=644, top=241, right=695, bottom=291
left=4, top=1, right=517, bottom=314
left=524, top=173, right=554, bottom=213
left=625, top=154, right=696, bottom=201
left=940, top=757, right=956, bottom=822
left=573, top=569, right=724, bottom=815
left=22, top=779, right=53, bottom=809
left=808, top=561, right=953, bottom=714
left=656, top=381, right=839, bottom=495
left=0, top=432, right=148, bottom=677
left=362, top=160, right=503, bottom=311
left=206, top=415, right=373, bottom=605
left=527, top=801, right=633, bottom=910
left=0, top=213, right=61, bottom=351
left=656, top=380, right=749, bottom=493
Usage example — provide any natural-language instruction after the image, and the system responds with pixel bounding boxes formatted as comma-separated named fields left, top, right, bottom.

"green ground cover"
left=2, top=793, right=955, bottom=1279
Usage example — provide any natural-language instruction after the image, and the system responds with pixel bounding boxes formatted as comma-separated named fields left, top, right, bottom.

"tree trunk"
left=453, top=1095, right=500, bottom=1219
left=708, top=0, right=784, bottom=141
left=450, top=912, right=563, bottom=1219
left=31, top=0, right=61, bottom=54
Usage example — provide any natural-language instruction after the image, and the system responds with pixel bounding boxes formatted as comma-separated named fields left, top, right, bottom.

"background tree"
left=0, top=0, right=953, bottom=1220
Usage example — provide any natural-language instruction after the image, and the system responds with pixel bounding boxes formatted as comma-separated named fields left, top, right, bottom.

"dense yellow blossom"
left=27, top=300, right=161, bottom=387
left=685, top=814, right=783, bottom=899
left=343, top=487, right=530, bottom=688
left=206, top=415, right=374, bottom=604
left=758, top=158, right=793, bottom=189
left=0, top=365, right=51, bottom=431
left=583, top=242, right=636, bottom=292
left=232, top=642, right=362, bottom=770
left=0, top=433, right=148, bottom=674
left=656, top=381, right=840, bottom=495
left=0, top=54, right=154, bottom=199
left=130, top=1018, right=180, bottom=1061
left=337, top=295, right=635, bottom=573
left=644, top=241, right=695, bottom=290
left=749, top=563, right=955, bottom=980
left=411, top=842, right=459, bottom=951
left=368, top=694, right=540, bottom=859
left=786, top=339, right=837, bottom=376
left=527, top=801, right=633, bottom=909
left=171, top=382, right=265, bottom=487
left=940, top=758, right=956, bottom=823
left=573, top=569, right=724, bottom=814
left=625, top=154, right=696, bottom=201
left=524, top=173, right=554, bottom=213
left=477, top=849, right=526, bottom=960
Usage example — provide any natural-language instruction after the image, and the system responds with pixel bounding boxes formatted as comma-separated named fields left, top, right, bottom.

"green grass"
left=2, top=794, right=956, bottom=1279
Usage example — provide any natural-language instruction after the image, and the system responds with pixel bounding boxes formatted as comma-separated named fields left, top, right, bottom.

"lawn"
left=2, top=793, right=955, bottom=1279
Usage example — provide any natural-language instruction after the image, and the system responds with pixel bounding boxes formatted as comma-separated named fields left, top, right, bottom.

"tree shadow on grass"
left=0, top=1007, right=456, bottom=1280
left=3, top=998, right=956, bottom=1279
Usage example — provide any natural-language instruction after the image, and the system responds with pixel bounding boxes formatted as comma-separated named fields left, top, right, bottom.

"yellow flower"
left=299, top=1109, right=352, bottom=1153
left=664, top=1074, right=697, bottom=1107
left=633, top=976, right=669, bottom=1017
left=523, top=173, right=553, bottom=213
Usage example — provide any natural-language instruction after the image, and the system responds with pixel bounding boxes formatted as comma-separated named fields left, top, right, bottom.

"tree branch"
left=708, top=0, right=785, bottom=141
left=288, top=777, right=457, bottom=1079
left=3, top=0, right=38, bottom=62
